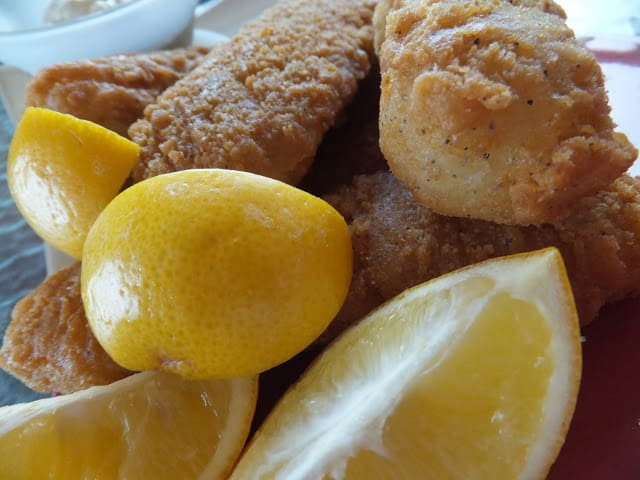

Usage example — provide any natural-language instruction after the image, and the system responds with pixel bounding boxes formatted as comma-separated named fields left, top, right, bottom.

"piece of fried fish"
left=0, top=263, right=131, bottom=394
left=25, top=46, right=210, bottom=136
left=128, top=0, right=376, bottom=185
left=320, top=171, right=640, bottom=343
left=377, top=0, right=637, bottom=225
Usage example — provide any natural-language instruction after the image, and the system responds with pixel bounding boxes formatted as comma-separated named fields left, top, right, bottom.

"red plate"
left=549, top=37, right=640, bottom=479
left=548, top=298, right=640, bottom=479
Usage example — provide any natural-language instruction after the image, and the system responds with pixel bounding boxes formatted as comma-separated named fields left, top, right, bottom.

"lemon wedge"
left=231, top=248, right=581, bottom=479
left=7, top=107, right=139, bottom=259
left=0, top=371, right=257, bottom=479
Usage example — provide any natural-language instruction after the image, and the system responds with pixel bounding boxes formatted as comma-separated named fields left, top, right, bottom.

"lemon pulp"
left=231, top=248, right=581, bottom=479
left=0, top=371, right=258, bottom=479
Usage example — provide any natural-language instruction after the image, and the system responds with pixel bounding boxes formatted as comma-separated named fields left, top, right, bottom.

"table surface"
left=0, top=102, right=47, bottom=405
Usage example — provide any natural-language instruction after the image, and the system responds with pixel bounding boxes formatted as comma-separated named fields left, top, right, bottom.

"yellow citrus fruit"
left=230, top=248, right=582, bottom=479
left=81, top=168, right=353, bottom=380
left=7, top=107, right=139, bottom=259
left=0, top=371, right=258, bottom=479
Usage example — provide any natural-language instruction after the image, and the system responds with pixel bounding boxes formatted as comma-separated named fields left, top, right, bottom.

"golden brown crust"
left=321, top=172, right=640, bottom=343
left=128, top=0, right=376, bottom=184
left=24, top=46, right=210, bottom=136
left=378, top=0, right=636, bottom=225
left=0, top=263, right=131, bottom=394
left=373, top=0, right=567, bottom=54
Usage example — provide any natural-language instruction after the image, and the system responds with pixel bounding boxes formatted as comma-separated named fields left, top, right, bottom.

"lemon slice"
left=0, top=371, right=258, bottom=479
left=7, top=107, right=140, bottom=259
left=231, top=248, right=581, bottom=479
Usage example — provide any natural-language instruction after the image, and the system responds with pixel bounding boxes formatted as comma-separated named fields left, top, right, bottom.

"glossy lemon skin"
left=82, top=168, right=353, bottom=379
left=7, top=107, right=139, bottom=258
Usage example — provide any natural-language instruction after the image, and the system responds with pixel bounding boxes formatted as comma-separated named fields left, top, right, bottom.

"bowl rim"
left=0, top=0, right=197, bottom=37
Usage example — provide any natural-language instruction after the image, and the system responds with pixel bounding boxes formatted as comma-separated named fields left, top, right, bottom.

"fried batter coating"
left=373, top=0, right=566, bottom=54
left=321, top=171, right=640, bottom=343
left=378, top=0, right=637, bottom=225
left=24, top=46, right=210, bottom=136
left=0, top=263, right=131, bottom=394
left=128, top=0, right=376, bottom=184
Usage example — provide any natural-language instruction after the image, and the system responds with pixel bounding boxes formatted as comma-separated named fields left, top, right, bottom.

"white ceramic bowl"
left=0, top=0, right=199, bottom=74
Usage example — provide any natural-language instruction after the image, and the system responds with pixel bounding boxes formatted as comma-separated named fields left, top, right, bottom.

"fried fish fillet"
left=378, top=0, right=637, bottom=225
left=24, top=46, right=210, bottom=137
left=321, top=171, right=640, bottom=343
left=128, top=0, right=376, bottom=184
left=0, top=263, right=131, bottom=394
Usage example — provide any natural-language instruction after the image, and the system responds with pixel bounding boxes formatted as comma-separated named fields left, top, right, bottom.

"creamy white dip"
left=43, top=0, right=135, bottom=25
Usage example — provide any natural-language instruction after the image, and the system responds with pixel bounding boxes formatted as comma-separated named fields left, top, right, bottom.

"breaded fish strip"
left=128, top=0, right=376, bottom=184
left=321, top=171, right=640, bottom=343
left=378, top=0, right=637, bottom=225
left=24, top=46, right=210, bottom=136
left=0, top=263, right=131, bottom=394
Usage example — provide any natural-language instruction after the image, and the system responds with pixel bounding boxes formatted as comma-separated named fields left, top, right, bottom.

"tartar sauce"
left=43, top=0, right=134, bottom=25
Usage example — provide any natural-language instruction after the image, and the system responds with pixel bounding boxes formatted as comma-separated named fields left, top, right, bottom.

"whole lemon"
left=81, top=169, right=352, bottom=379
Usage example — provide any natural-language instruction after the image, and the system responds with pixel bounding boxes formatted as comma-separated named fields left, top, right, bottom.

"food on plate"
left=128, top=0, right=376, bottom=184
left=4, top=81, right=640, bottom=392
left=7, top=168, right=638, bottom=393
left=372, top=0, right=567, bottom=53
left=25, top=46, right=210, bottom=136
left=322, top=171, right=640, bottom=343
left=231, top=249, right=581, bottom=479
left=377, top=0, right=637, bottom=225
left=0, top=370, right=258, bottom=479
left=0, top=262, right=130, bottom=394
left=82, top=169, right=352, bottom=379
left=1, top=0, right=639, bottom=474
left=7, top=107, right=140, bottom=259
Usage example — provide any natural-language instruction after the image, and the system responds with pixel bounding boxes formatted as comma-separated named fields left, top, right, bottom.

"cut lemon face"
left=7, top=107, right=139, bottom=259
left=231, top=248, right=581, bottom=479
left=0, top=371, right=258, bottom=479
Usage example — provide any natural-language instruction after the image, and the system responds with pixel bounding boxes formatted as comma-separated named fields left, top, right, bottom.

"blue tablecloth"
left=0, top=103, right=47, bottom=405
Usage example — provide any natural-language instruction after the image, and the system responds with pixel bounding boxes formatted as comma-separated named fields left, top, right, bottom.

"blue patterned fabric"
left=0, top=103, right=47, bottom=405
